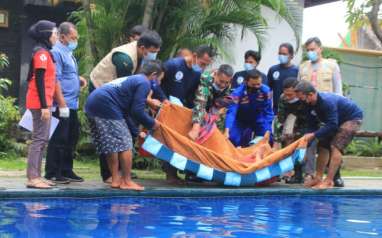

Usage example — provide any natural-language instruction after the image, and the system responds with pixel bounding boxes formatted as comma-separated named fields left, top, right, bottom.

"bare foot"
left=312, top=179, right=334, bottom=189
left=111, top=177, right=122, bottom=188
left=303, top=176, right=322, bottom=188
left=120, top=180, right=145, bottom=191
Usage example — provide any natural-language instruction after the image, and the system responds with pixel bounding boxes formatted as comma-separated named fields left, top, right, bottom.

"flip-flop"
left=26, top=178, right=52, bottom=189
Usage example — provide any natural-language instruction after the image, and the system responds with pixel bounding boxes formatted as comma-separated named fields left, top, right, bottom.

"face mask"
left=278, top=55, right=289, bottom=64
left=287, top=98, right=299, bottom=104
left=67, top=41, right=78, bottom=51
left=247, top=87, right=259, bottom=94
left=192, top=64, right=203, bottom=73
left=144, top=51, right=158, bottom=61
left=244, top=63, right=255, bottom=71
left=307, top=51, right=318, bottom=62
left=212, top=82, right=224, bottom=92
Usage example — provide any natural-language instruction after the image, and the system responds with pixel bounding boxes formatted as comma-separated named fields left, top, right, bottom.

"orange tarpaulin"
left=152, top=103, right=307, bottom=174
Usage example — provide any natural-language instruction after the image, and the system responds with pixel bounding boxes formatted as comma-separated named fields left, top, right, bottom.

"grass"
left=0, top=156, right=166, bottom=180
left=342, top=169, right=382, bottom=177
left=0, top=157, right=380, bottom=179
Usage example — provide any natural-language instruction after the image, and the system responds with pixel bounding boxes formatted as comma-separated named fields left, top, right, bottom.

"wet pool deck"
left=0, top=177, right=381, bottom=199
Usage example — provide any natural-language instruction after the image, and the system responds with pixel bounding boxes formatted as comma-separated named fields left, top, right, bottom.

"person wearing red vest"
left=25, top=20, right=67, bottom=189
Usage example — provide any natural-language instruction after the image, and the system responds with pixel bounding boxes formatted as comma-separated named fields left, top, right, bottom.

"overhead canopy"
left=304, top=0, right=339, bottom=8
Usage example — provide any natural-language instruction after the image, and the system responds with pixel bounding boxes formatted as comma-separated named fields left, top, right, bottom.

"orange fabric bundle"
left=152, top=103, right=307, bottom=174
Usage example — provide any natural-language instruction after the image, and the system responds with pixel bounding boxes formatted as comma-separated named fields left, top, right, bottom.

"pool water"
left=0, top=195, right=381, bottom=238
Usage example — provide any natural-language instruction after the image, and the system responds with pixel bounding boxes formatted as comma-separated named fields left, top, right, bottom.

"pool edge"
left=0, top=188, right=382, bottom=199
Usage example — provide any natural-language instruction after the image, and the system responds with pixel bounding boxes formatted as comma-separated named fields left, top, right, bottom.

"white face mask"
left=287, top=98, right=299, bottom=104
left=212, top=82, right=224, bottom=92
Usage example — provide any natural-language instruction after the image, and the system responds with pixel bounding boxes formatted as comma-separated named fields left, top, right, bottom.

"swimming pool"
left=0, top=195, right=380, bottom=237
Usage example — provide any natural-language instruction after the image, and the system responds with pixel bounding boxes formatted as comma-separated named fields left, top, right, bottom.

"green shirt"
left=111, top=52, right=134, bottom=78
left=192, top=72, right=230, bottom=125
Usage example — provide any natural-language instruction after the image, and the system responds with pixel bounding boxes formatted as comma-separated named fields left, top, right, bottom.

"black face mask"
left=247, top=87, right=259, bottom=94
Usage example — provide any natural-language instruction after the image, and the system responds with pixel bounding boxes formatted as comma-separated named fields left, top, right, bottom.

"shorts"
left=318, top=119, right=362, bottom=152
left=88, top=116, right=133, bottom=155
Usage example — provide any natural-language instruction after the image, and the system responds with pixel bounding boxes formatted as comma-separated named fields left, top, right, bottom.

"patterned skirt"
left=88, top=116, right=133, bottom=155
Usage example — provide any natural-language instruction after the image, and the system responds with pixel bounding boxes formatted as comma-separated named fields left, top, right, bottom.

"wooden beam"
left=355, top=131, right=382, bottom=139
left=325, top=46, right=382, bottom=57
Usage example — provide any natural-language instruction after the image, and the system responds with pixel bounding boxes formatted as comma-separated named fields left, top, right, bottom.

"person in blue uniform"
left=267, top=43, right=299, bottom=114
left=296, top=80, right=363, bottom=189
left=153, top=45, right=216, bottom=184
left=225, top=70, right=274, bottom=147
left=155, top=45, right=215, bottom=108
left=231, top=50, right=268, bottom=90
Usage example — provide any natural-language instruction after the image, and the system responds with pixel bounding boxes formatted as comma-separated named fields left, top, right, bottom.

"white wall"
left=216, top=5, right=302, bottom=74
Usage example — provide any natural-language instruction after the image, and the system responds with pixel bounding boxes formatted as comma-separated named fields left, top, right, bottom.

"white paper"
left=18, top=110, right=60, bottom=139
left=169, top=95, right=183, bottom=106
left=282, top=114, right=297, bottom=136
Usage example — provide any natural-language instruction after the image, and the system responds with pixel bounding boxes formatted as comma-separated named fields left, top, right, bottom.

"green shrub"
left=0, top=53, right=9, bottom=70
left=0, top=54, right=25, bottom=158
left=133, top=154, right=162, bottom=170
left=0, top=79, right=22, bottom=157
left=345, top=138, right=382, bottom=157
left=75, top=89, right=96, bottom=157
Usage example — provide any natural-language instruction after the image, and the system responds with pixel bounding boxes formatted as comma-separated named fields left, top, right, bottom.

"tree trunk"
left=142, top=0, right=155, bottom=28
left=366, top=0, right=382, bottom=45
left=154, top=0, right=168, bottom=32
left=82, top=0, right=99, bottom=63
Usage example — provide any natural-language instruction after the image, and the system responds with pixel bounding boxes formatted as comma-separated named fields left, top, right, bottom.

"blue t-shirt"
left=309, top=92, right=363, bottom=139
left=85, top=74, right=155, bottom=129
left=231, top=69, right=268, bottom=90
left=51, top=42, right=80, bottom=109
left=267, top=64, right=299, bottom=114
left=157, top=57, right=201, bottom=108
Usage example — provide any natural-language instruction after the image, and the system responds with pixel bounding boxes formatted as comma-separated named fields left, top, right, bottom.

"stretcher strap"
left=142, top=135, right=306, bottom=186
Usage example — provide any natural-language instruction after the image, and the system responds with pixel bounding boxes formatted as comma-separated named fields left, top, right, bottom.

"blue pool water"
left=0, top=195, right=381, bottom=238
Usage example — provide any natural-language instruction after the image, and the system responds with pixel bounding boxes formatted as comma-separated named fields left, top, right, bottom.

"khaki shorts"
left=319, top=119, right=362, bottom=152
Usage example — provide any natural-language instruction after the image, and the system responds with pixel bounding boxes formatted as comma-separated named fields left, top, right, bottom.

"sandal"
left=26, top=178, right=52, bottom=189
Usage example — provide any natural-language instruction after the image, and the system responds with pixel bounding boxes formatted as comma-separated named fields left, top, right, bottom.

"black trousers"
left=89, top=81, right=113, bottom=181
left=45, top=109, right=80, bottom=178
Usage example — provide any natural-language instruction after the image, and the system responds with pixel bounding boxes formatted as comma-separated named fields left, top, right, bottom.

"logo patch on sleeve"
left=175, top=71, right=184, bottom=82
left=237, top=76, right=244, bottom=85
left=39, top=54, right=47, bottom=62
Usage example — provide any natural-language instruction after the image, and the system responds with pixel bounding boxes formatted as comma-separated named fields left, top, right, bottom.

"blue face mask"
left=244, top=63, right=255, bottom=71
left=278, top=54, right=289, bottom=64
left=67, top=41, right=78, bottom=51
left=307, top=51, right=318, bottom=62
left=144, top=51, right=158, bottom=61
left=192, top=64, right=203, bottom=73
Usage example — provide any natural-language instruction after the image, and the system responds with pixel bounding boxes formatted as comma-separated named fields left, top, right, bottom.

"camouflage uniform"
left=274, top=94, right=317, bottom=143
left=192, top=72, right=230, bottom=130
